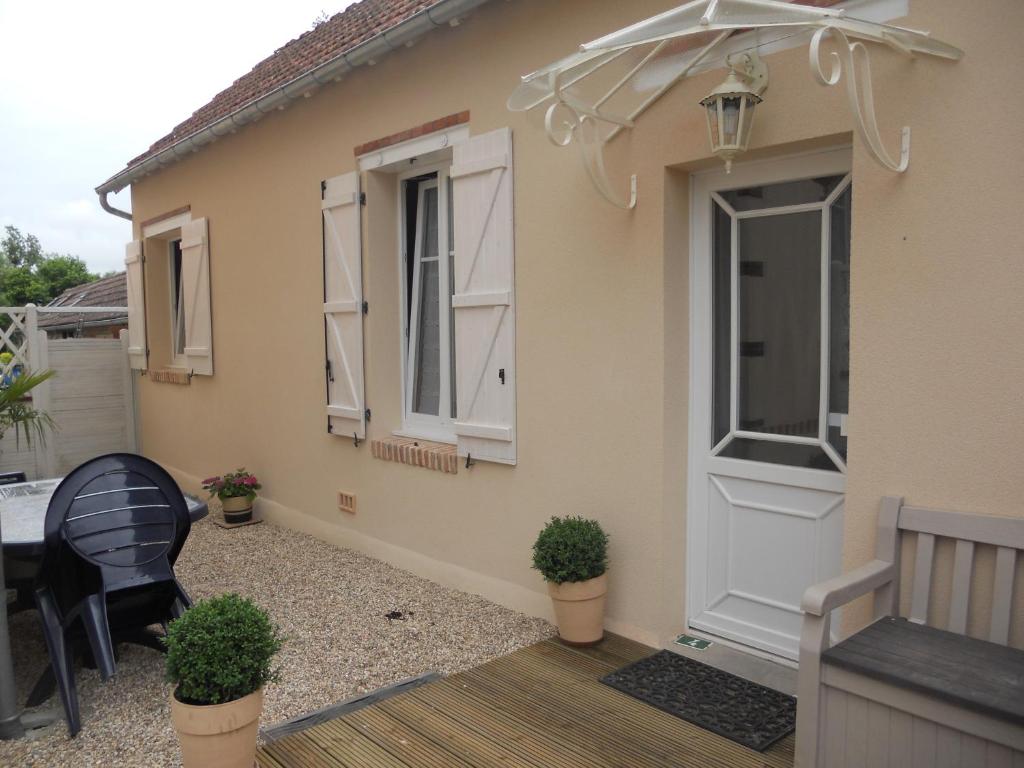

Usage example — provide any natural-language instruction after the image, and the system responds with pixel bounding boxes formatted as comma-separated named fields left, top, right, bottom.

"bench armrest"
left=801, top=559, right=895, bottom=616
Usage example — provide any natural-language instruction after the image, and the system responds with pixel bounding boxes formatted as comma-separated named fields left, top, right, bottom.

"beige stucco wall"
left=128, top=0, right=1024, bottom=647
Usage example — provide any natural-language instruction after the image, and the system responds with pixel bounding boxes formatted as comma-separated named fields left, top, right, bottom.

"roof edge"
left=96, top=0, right=492, bottom=198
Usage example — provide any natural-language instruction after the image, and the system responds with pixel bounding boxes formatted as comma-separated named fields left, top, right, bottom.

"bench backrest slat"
left=909, top=531, right=936, bottom=625
left=948, top=539, right=975, bottom=634
left=990, top=546, right=1017, bottom=645
left=899, top=505, right=1024, bottom=549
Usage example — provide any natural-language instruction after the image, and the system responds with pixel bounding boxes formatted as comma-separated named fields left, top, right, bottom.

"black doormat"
left=600, top=650, right=796, bottom=752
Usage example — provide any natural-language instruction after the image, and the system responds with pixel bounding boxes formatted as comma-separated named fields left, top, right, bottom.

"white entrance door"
left=687, top=149, right=852, bottom=661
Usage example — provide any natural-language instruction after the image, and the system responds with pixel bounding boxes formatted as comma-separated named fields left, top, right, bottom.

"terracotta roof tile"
left=125, top=0, right=441, bottom=169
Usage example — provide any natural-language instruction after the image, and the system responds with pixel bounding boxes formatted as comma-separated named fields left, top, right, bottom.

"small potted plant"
left=532, top=516, right=609, bottom=646
left=166, top=593, right=282, bottom=768
left=202, top=469, right=261, bottom=524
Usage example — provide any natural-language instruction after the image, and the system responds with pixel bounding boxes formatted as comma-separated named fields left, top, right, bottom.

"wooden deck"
left=257, top=633, right=795, bottom=768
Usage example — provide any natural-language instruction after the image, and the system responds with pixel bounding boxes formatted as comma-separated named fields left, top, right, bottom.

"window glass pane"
left=738, top=211, right=821, bottom=438
left=712, top=201, right=731, bottom=446
left=171, top=240, right=185, bottom=358
left=828, top=183, right=851, bottom=460
left=719, top=175, right=844, bottom=212
left=412, top=187, right=440, bottom=415
left=717, top=438, right=838, bottom=471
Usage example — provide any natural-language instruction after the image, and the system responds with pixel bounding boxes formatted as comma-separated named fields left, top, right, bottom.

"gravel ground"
left=0, top=517, right=554, bottom=767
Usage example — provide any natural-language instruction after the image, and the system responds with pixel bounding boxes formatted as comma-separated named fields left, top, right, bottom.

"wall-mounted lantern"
left=699, top=52, right=768, bottom=173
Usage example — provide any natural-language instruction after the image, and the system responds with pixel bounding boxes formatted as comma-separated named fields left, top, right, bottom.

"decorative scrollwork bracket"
left=810, top=26, right=910, bottom=173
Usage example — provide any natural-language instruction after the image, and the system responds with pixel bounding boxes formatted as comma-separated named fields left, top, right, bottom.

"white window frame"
left=397, top=162, right=456, bottom=442
left=142, top=211, right=193, bottom=371
left=167, top=238, right=187, bottom=369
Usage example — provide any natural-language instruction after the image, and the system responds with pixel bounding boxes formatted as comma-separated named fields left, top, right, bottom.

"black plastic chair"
left=33, top=454, right=193, bottom=736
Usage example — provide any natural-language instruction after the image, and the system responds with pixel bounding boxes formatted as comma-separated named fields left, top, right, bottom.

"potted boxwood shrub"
left=532, top=516, right=609, bottom=646
left=166, top=594, right=282, bottom=768
left=202, top=469, right=261, bottom=524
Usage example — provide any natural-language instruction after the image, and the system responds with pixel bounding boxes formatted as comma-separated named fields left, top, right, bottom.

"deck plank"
left=258, top=633, right=795, bottom=768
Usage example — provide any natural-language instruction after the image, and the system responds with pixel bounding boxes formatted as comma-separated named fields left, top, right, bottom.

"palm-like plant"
left=0, top=369, right=56, bottom=447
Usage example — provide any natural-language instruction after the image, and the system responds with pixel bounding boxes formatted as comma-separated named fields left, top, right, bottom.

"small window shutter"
left=180, top=217, right=214, bottom=376
left=124, top=239, right=147, bottom=370
left=451, top=128, right=516, bottom=465
left=322, top=171, right=366, bottom=440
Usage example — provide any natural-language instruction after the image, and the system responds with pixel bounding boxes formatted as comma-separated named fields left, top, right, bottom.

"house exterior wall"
left=127, top=0, right=1024, bottom=646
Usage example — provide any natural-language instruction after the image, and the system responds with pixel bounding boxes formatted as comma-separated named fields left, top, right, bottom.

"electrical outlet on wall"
left=338, top=491, right=356, bottom=515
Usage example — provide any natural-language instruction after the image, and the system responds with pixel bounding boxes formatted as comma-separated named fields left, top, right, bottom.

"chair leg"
left=34, top=590, right=81, bottom=737
left=172, top=581, right=192, bottom=618
left=81, top=594, right=116, bottom=681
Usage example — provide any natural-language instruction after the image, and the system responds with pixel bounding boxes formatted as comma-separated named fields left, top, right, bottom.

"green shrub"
left=165, top=594, right=283, bottom=705
left=532, top=516, right=609, bottom=584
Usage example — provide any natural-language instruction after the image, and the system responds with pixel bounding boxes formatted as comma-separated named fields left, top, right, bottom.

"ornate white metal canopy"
left=507, top=0, right=963, bottom=208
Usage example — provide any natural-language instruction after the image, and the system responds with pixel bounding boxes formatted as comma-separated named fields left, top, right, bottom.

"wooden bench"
left=795, top=496, right=1023, bottom=767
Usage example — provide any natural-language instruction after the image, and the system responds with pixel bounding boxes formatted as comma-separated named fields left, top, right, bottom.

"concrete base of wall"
left=165, top=463, right=660, bottom=648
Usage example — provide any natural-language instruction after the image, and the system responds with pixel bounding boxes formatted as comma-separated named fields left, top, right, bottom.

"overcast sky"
left=0, top=1, right=355, bottom=275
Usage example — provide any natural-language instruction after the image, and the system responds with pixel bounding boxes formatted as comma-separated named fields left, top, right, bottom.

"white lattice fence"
left=0, top=304, right=136, bottom=480
left=0, top=308, right=31, bottom=381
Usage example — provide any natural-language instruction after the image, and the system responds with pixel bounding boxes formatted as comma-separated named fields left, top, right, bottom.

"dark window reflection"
left=719, top=175, right=844, bottom=212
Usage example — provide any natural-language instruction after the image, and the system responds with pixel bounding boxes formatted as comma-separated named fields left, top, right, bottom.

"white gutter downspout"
left=98, top=190, right=132, bottom=221
left=95, top=0, right=492, bottom=220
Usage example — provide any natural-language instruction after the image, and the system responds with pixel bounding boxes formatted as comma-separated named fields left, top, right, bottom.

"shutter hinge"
left=320, top=180, right=327, bottom=199
left=365, top=408, right=371, bottom=422
left=327, top=418, right=333, bottom=433
left=362, top=300, right=369, bottom=315
left=359, top=192, right=366, bottom=206
left=326, top=359, right=334, bottom=382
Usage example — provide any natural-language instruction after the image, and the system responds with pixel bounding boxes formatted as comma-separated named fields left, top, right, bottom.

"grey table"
left=0, top=477, right=207, bottom=739
left=0, top=477, right=209, bottom=557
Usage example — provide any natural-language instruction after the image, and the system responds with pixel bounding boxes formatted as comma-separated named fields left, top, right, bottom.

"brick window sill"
left=370, top=437, right=457, bottom=475
left=149, top=368, right=191, bottom=385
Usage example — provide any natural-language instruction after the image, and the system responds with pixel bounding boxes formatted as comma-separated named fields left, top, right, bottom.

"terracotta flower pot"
left=547, top=572, right=607, bottom=646
left=170, top=688, right=263, bottom=768
left=220, top=495, right=253, bottom=524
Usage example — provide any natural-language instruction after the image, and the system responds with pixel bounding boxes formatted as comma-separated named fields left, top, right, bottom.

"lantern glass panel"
left=706, top=102, right=721, bottom=149
left=721, top=96, right=742, bottom=145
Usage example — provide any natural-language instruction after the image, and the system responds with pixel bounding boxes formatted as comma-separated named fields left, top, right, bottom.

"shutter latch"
left=362, top=301, right=369, bottom=315
left=498, top=368, right=505, bottom=385
left=359, top=192, right=367, bottom=206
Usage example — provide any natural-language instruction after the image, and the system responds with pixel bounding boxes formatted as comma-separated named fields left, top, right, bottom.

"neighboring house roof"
left=96, top=0, right=490, bottom=196
left=38, top=272, right=128, bottom=331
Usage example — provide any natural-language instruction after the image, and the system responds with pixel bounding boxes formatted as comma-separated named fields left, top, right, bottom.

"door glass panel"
left=718, top=175, right=844, bottom=212
left=828, top=184, right=852, bottom=460
left=737, top=211, right=821, bottom=439
left=412, top=187, right=440, bottom=415
left=718, top=438, right=837, bottom=470
left=712, top=201, right=732, bottom=446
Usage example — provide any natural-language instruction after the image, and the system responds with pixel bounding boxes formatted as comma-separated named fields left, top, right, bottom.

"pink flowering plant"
left=201, top=469, right=261, bottom=501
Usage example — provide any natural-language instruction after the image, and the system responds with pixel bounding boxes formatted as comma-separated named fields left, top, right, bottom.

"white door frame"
left=685, top=146, right=853, bottom=660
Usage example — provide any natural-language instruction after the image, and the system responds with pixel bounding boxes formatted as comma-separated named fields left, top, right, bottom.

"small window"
left=169, top=239, right=186, bottom=366
left=402, top=167, right=456, bottom=437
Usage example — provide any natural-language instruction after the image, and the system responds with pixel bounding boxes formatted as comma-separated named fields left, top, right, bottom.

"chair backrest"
left=881, top=496, right=1023, bottom=646
left=40, top=454, right=191, bottom=598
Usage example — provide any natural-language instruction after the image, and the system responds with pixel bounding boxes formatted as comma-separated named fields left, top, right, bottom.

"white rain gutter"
left=95, top=0, right=492, bottom=220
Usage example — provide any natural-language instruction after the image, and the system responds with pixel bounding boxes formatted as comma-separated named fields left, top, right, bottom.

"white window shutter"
left=451, top=128, right=516, bottom=464
left=322, top=171, right=366, bottom=440
left=180, top=217, right=214, bottom=376
left=124, top=239, right=147, bottom=370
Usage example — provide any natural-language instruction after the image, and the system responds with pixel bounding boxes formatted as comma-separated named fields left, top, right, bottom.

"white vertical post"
left=23, top=305, right=44, bottom=479
left=34, top=330, right=57, bottom=478
left=119, top=329, right=139, bottom=453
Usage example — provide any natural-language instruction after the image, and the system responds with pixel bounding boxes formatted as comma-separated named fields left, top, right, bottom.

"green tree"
left=0, top=226, right=44, bottom=269
left=0, top=226, right=97, bottom=308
